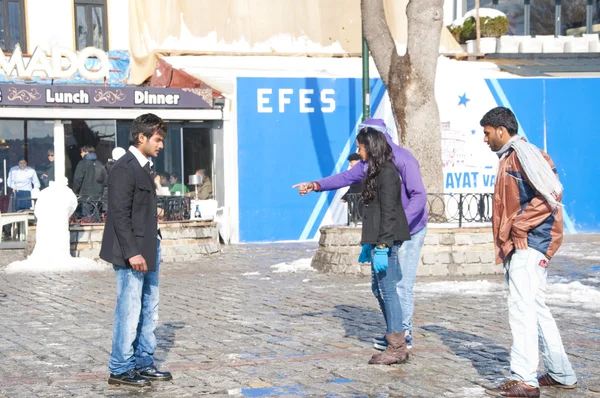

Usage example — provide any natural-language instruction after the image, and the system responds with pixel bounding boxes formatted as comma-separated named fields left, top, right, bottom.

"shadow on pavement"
left=333, top=304, right=387, bottom=343
left=154, top=322, right=186, bottom=365
left=422, top=324, right=509, bottom=382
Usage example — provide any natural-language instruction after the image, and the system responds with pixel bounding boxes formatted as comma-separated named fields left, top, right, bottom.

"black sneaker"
left=108, top=369, right=151, bottom=387
left=137, top=364, right=173, bottom=381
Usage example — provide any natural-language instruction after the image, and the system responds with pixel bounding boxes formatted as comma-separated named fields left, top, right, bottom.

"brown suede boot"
left=368, top=332, right=409, bottom=365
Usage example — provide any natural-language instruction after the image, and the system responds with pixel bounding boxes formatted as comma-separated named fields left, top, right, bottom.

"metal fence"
left=346, top=192, right=493, bottom=228
left=69, top=195, right=191, bottom=224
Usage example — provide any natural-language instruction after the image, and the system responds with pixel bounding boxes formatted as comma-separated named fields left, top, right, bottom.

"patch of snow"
left=416, top=280, right=506, bottom=296
left=451, top=8, right=507, bottom=27
left=242, top=271, right=260, bottom=276
left=445, top=386, right=488, bottom=397
left=416, top=280, right=600, bottom=312
left=545, top=282, right=600, bottom=311
left=270, top=258, right=315, bottom=273
left=5, top=258, right=108, bottom=274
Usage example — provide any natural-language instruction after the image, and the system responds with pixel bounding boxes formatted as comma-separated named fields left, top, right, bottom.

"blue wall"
left=488, top=78, right=600, bottom=233
left=238, top=76, right=600, bottom=241
left=237, top=77, right=385, bottom=242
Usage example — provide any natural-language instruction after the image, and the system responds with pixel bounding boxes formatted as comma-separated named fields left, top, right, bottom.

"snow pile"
left=270, top=258, right=316, bottom=273
left=416, top=279, right=600, bottom=314
left=416, top=280, right=506, bottom=296
left=5, top=258, right=108, bottom=274
left=545, top=281, right=600, bottom=312
left=451, top=8, right=507, bottom=28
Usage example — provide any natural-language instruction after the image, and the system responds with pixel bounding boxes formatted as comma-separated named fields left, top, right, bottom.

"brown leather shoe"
left=538, top=373, right=577, bottom=389
left=368, top=332, right=409, bottom=365
left=485, top=380, right=540, bottom=397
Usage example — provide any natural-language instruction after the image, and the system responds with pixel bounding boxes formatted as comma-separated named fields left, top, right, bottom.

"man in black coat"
left=73, top=145, right=107, bottom=218
left=100, top=113, right=172, bottom=387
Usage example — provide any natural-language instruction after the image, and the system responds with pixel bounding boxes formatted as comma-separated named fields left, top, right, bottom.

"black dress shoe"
left=137, top=364, right=173, bottom=381
left=108, top=369, right=151, bottom=387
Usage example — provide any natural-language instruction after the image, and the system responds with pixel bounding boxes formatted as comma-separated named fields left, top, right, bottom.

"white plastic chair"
left=0, top=211, right=30, bottom=242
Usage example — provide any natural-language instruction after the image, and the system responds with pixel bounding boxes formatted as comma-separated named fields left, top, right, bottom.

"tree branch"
left=361, top=0, right=398, bottom=87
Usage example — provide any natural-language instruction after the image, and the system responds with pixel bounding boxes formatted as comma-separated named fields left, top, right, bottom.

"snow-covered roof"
left=163, top=55, right=513, bottom=96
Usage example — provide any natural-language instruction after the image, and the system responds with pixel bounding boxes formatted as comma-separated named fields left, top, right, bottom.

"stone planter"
left=467, top=38, right=497, bottom=54
left=311, top=225, right=503, bottom=277
left=27, top=220, right=221, bottom=263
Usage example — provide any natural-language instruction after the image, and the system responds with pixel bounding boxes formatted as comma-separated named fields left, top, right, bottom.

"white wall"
left=107, top=0, right=129, bottom=50
left=444, top=0, right=469, bottom=25
left=26, top=0, right=74, bottom=51
left=24, top=0, right=128, bottom=52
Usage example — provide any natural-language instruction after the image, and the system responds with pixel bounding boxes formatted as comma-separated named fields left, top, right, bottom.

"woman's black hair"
left=356, top=127, right=394, bottom=203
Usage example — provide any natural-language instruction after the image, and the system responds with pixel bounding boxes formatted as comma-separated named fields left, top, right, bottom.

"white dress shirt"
left=7, top=166, right=40, bottom=191
left=129, top=145, right=153, bottom=169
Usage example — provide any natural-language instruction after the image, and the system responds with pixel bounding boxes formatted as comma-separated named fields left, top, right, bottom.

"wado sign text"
left=0, top=45, right=110, bottom=80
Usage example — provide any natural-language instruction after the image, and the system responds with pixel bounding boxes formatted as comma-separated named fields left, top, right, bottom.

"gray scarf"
left=496, top=136, right=562, bottom=209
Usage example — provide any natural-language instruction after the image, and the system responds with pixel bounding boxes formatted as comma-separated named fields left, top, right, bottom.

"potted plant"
left=448, top=9, right=509, bottom=54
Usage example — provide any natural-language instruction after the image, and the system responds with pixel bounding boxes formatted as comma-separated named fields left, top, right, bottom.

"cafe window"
left=0, top=119, right=116, bottom=193
left=74, top=0, right=108, bottom=51
left=0, top=0, right=27, bottom=53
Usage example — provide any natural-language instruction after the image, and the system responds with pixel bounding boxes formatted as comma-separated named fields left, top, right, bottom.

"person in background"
left=103, top=147, right=127, bottom=198
left=480, top=107, right=576, bottom=397
left=158, top=172, right=170, bottom=189
left=195, top=169, right=213, bottom=200
left=106, top=147, right=127, bottom=176
left=355, top=127, right=411, bottom=365
left=341, top=153, right=363, bottom=203
left=41, top=149, right=55, bottom=188
left=7, top=159, right=40, bottom=211
left=169, top=173, right=189, bottom=195
left=72, top=145, right=107, bottom=217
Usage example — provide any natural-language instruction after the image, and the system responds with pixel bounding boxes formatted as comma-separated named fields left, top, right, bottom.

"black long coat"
left=99, top=151, right=159, bottom=271
left=361, top=161, right=411, bottom=248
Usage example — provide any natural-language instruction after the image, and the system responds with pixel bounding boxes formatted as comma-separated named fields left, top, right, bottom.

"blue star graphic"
left=471, top=129, right=476, bottom=135
left=458, top=93, right=470, bottom=107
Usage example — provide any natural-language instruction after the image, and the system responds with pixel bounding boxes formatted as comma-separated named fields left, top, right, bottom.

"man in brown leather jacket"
left=480, top=107, right=577, bottom=398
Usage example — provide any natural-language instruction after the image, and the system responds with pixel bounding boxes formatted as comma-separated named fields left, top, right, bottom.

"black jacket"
left=99, top=151, right=159, bottom=271
left=361, top=161, right=411, bottom=247
left=72, top=154, right=106, bottom=196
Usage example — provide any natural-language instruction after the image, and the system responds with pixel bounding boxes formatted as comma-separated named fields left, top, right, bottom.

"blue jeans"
left=109, top=240, right=161, bottom=374
left=15, top=190, right=32, bottom=210
left=396, top=227, right=426, bottom=333
left=371, top=243, right=404, bottom=334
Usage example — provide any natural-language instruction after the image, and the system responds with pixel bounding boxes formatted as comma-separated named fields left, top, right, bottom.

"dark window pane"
left=76, top=5, right=88, bottom=50
left=7, top=1, right=21, bottom=50
left=92, top=6, right=104, bottom=49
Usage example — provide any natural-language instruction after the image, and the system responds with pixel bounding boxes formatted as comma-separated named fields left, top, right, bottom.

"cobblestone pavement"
left=0, top=235, right=599, bottom=397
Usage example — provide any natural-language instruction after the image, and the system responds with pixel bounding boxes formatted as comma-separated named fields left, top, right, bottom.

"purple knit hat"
left=358, top=118, right=388, bottom=134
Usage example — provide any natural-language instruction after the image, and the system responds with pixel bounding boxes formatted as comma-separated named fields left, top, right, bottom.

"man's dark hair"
left=480, top=107, right=518, bottom=136
left=81, top=145, right=95, bottom=153
left=347, top=153, right=361, bottom=162
left=159, top=171, right=170, bottom=179
left=129, top=113, right=167, bottom=146
left=170, top=172, right=179, bottom=181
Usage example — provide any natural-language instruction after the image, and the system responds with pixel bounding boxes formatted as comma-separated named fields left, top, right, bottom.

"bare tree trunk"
left=362, top=0, right=444, bottom=194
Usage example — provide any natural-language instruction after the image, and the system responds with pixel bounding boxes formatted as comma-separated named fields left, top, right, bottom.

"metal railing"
left=69, top=195, right=191, bottom=224
left=346, top=192, right=493, bottom=228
